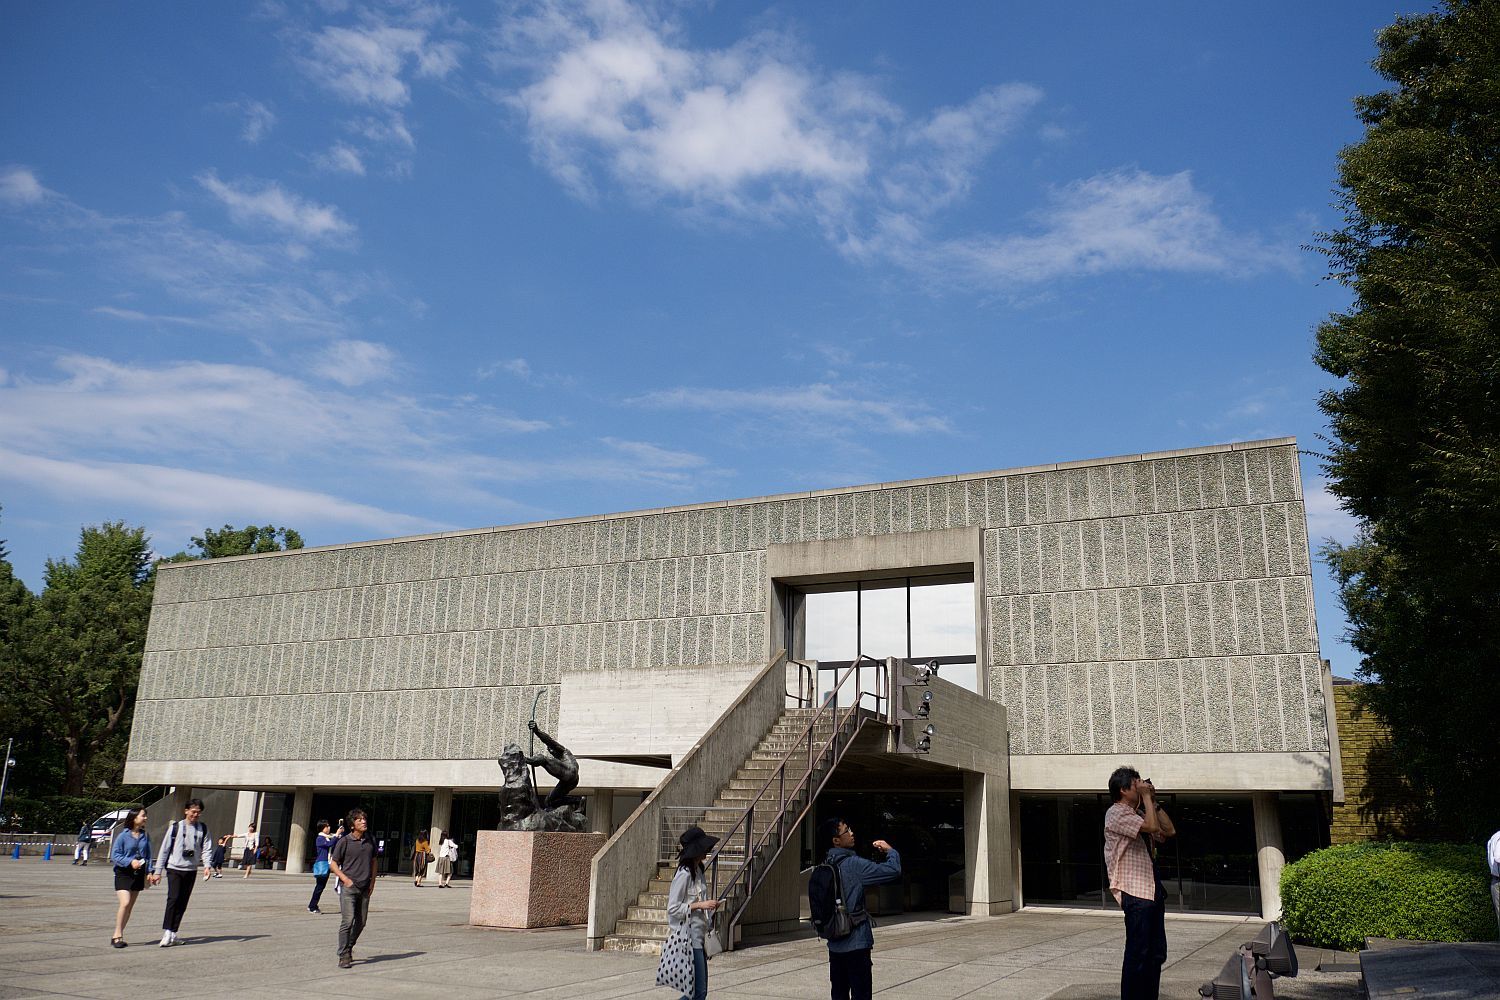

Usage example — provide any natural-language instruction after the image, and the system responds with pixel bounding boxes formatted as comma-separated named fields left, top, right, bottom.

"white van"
left=89, top=809, right=132, bottom=844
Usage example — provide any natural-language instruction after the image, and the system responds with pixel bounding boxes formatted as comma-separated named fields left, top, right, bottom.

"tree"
left=3, top=522, right=153, bottom=795
left=1314, top=0, right=1500, bottom=840
left=0, top=508, right=36, bottom=744
left=160, top=523, right=304, bottom=562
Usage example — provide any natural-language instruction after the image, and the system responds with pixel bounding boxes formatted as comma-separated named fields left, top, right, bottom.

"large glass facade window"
left=1018, top=792, right=1291, bottom=915
left=800, top=574, right=978, bottom=694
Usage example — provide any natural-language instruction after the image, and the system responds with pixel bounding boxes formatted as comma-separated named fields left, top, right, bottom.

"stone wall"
left=1330, top=684, right=1419, bottom=843
left=128, top=438, right=1326, bottom=771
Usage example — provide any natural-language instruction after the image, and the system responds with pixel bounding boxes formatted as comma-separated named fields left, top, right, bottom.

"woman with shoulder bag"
left=109, top=807, right=152, bottom=948
left=659, top=825, right=721, bottom=1000
left=412, top=832, right=432, bottom=887
left=308, top=820, right=334, bottom=913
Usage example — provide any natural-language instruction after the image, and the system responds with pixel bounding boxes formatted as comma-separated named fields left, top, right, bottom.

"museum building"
left=125, top=437, right=1339, bottom=947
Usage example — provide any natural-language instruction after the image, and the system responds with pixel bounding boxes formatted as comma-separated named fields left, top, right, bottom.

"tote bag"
left=655, top=924, right=695, bottom=994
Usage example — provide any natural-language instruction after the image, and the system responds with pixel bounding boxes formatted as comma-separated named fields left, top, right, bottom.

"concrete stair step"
left=626, top=905, right=667, bottom=922
left=602, top=935, right=663, bottom=956
left=638, top=892, right=668, bottom=908
left=614, top=919, right=669, bottom=939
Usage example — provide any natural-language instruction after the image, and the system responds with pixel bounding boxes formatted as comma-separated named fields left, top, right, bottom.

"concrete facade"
left=128, top=437, right=1325, bottom=784
left=124, top=437, right=1333, bottom=924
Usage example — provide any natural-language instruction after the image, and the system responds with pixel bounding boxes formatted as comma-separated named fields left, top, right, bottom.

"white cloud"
left=849, top=169, right=1292, bottom=288
left=502, top=5, right=881, bottom=209
left=240, top=100, right=277, bottom=143
left=313, top=338, right=396, bottom=386
left=302, top=16, right=463, bottom=108
left=0, top=165, right=47, bottom=206
left=92, top=306, right=211, bottom=327
left=494, top=5, right=1284, bottom=291
left=0, top=447, right=435, bottom=537
left=314, top=142, right=367, bottom=175
left=198, top=172, right=355, bottom=242
left=630, top=382, right=950, bottom=436
left=477, top=357, right=531, bottom=379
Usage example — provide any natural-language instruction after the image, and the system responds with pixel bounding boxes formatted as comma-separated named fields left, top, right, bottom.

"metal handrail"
left=702, top=654, right=890, bottom=944
left=786, top=659, right=816, bottom=707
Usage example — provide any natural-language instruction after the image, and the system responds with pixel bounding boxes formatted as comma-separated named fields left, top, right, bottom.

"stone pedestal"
left=469, top=830, right=606, bottom=929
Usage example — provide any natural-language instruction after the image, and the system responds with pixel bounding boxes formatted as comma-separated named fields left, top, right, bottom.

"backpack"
left=808, top=856, right=869, bottom=941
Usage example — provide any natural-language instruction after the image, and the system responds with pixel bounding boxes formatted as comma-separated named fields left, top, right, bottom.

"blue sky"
left=1, top=1, right=1421, bottom=677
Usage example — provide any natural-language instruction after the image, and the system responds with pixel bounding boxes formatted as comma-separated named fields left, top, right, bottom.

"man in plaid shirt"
left=1104, top=766, right=1177, bottom=1000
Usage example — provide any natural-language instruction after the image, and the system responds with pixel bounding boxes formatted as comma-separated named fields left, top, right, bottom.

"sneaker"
left=338, top=952, right=353, bottom=969
left=159, top=933, right=173, bottom=947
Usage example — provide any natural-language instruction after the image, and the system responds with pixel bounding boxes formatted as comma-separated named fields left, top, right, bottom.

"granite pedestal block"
left=469, top=830, right=607, bottom=929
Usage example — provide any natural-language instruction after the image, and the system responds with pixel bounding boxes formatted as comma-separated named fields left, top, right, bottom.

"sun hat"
left=677, top=825, right=719, bottom=863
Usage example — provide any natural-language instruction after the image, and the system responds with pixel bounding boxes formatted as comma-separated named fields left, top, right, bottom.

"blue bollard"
left=10, top=843, right=18, bottom=860
left=43, top=842, right=53, bottom=861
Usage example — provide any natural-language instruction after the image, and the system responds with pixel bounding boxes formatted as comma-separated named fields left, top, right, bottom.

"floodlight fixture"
left=914, top=659, right=940, bottom=684
left=915, top=690, right=933, bottom=719
left=1197, top=921, right=1298, bottom=999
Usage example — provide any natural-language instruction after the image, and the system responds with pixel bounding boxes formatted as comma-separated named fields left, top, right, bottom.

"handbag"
left=655, top=923, right=695, bottom=994
left=704, top=913, right=724, bottom=960
left=425, top=852, right=436, bottom=865
left=312, top=859, right=330, bottom=876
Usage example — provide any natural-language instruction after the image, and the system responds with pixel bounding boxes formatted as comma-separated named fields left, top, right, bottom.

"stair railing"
left=703, top=654, right=891, bottom=944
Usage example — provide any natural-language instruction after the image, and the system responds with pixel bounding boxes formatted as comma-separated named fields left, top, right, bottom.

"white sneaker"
left=159, top=933, right=172, bottom=947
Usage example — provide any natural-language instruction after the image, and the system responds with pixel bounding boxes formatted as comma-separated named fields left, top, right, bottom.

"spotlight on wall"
left=915, top=722, right=935, bottom=753
left=915, top=659, right=940, bottom=684
left=915, top=690, right=933, bottom=719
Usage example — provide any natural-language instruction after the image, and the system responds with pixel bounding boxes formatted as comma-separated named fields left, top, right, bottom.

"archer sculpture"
left=494, top=722, right=587, bottom=832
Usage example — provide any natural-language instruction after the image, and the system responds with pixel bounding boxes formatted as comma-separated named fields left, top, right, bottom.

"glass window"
left=799, top=575, right=979, bottom=694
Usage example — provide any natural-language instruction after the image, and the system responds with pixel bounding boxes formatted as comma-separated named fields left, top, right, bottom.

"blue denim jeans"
left=679, top=946, right=707, bottom=1000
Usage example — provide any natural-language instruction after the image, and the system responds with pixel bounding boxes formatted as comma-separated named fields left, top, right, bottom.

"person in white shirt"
left=240, top=823, right=259, bottom=879
left=1487, top=828, right=1500, bottom=938
left=435, top=831, right=459, bottom=888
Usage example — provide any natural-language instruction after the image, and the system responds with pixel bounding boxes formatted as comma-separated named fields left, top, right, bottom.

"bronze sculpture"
left=495, top=722, right=587, bottom=832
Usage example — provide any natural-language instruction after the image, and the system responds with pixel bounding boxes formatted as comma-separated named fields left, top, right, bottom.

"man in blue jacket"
left=818, top=816, right=902, bottom=1000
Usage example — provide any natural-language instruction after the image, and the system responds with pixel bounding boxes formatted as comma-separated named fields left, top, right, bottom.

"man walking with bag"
left=328, top=808, right=376, bottom=969
left=814, top=816, right=901, bottom=1000
left=148, top=797, right=210, bottom=947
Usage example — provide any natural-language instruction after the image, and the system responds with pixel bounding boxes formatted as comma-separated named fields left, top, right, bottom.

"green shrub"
left=1280, top=842, right=1496, bottom=950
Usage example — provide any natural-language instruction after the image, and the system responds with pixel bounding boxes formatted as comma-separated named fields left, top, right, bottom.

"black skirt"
left=114, top=866, right=146, bottom=892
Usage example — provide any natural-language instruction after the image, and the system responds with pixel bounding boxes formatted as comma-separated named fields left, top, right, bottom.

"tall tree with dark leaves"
left=5, top=522, right=153, bottom=795
left=1314, top=0, right=1500, bottom=840
left=160, top=524, right=304, bottom=562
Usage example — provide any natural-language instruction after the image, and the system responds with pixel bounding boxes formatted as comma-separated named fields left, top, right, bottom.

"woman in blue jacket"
left=308, top=820, right=335, bottom=914
left=109, top=808, right=152, bottom=948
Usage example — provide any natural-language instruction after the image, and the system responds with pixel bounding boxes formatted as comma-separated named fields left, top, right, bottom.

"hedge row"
left=1280, top=841, right=1497, bottom=950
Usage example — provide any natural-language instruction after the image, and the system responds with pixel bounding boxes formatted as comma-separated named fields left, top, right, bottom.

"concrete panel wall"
left=129, top=438, right=1326, bottom=790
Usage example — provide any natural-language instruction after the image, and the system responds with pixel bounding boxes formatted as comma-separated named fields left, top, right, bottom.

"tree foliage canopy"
left=4, top=522, right=153, bottom=796
left=1315, top=0, right=1500, bottom=840
left=0, top=516, right=306, bottom=811
left=162, top=524, right=305, bottom=562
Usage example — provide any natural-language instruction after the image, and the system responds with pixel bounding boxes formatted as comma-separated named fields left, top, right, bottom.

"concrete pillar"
left=963, top=770, right=1014, bottom=915
left=428, top=788, right=452, bottom=881
left=1009, top=789, right=1024, bottom=909
left=589, top=790, right=614, bottom=835
left=1253, top=791, right=1285, bottom=921
left=285, top=787, right=313, bottom=874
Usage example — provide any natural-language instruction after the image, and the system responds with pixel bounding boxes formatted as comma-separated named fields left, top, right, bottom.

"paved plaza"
left=0, top=864, right=1360, bottom=999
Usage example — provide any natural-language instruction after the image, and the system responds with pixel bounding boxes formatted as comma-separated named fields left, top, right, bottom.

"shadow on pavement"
left=359, top=951, right=426, bottom=964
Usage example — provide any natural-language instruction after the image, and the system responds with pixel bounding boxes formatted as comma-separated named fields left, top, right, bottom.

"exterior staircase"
left=601, top=690, right=877, bottom=954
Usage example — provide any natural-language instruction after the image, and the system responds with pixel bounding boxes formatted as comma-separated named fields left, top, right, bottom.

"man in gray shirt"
left=149, top=797, right=210, bottom=947
left=329, top=808, right=377, bottom=969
